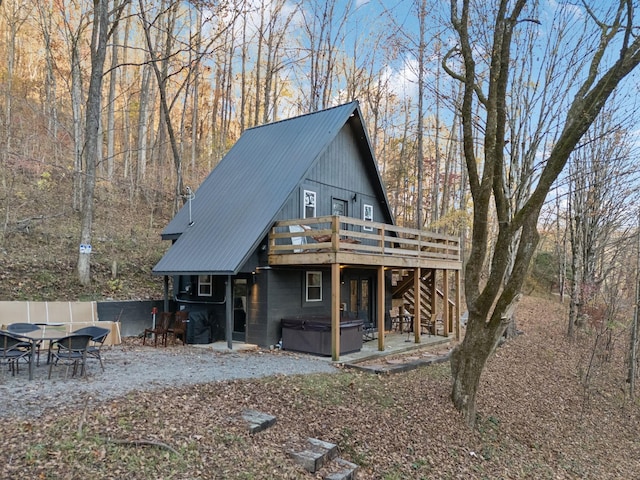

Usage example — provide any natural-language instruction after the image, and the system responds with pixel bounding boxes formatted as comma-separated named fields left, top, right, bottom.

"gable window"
left=363, top=204, right=373, bottom=231
left=198, top=275, right=213, bottom=296
left=304, top=190, right=316, bottom=218
left=306, top=271, right=322, bottom=302
left=332, top=198, right=347, bottom=216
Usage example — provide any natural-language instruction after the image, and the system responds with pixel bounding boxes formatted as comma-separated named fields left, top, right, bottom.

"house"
left=152, top=101, right=462, bottom=360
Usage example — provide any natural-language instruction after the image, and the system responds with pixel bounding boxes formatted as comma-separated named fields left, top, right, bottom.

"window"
left=332, top=198, right=347, bottom=216
left=363, top=204, right=373, bottom=231
left=304, top=190, right=316, bottom=218
left=198, top=275, right=212, bottom=296
left=306, top=271, right=322, bottom=302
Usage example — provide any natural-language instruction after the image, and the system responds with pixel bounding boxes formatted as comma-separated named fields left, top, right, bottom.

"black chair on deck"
left=48, top=334, right=93, bottom=379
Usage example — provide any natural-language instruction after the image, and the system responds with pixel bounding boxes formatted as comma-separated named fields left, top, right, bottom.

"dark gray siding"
left=302, top=125, right=386, bottom=221
left=154, top=102, right=363, bottom=275
left=249, top=268, right=333, bottom=346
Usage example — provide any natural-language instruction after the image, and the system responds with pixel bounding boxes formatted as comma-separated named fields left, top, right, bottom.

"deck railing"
left=269, top=215, right=460, bottom=263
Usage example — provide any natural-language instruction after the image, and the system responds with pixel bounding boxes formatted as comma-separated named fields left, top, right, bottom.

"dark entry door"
left=348, top=276, right=372, bottom=325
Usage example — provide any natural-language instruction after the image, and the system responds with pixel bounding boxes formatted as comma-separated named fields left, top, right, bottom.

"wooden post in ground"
left=443, top=270, right=449, bottom=337
left=431, top=269, right=438, bottom=335
left=455, top=269, right=461, bottom=341
left=331, top=263, right=341, bottom=361
left=377, top=266, right=385, bottom=352
left=414, top=267, right=421, bottom=343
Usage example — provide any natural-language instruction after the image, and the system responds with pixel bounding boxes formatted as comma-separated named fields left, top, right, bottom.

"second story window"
left=363, top=204, right=373, bottom=231
left=304, top=190, right=316, bottom=218
left=198, top=275, right=212, bottom=296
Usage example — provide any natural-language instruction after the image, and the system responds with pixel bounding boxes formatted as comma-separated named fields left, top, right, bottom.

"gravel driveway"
left=0, top=342, right=339, bottom=419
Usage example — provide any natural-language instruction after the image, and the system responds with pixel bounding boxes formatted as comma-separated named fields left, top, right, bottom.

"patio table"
left=13, top=324, right=67, bottom=380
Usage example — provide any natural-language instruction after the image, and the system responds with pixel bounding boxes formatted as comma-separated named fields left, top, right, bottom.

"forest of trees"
left=0, top=0, right=468, bottom=234
left=2, top=0, right=640, bottom=421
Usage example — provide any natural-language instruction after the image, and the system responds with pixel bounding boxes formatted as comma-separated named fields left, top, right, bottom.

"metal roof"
left=152, top=101, right=391, bottom=276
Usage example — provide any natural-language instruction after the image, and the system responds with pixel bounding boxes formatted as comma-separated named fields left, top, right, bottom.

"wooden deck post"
left=331, top=262, right=341, bottom=361
left=331, top=215, right=340, bottom=252
left=455, top=269, right=461, bottom=341
left=377, top=266, right=385, bottom=352
left=431, top=269, right=437, bottom=334
left=414, top=267, right=421, bottom=343
left=443, top=269, right=449, bottom=337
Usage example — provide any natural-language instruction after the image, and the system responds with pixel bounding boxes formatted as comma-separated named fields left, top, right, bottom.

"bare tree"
left=138, top=1, right=239, bottom=212
left=629, top=217, right=640, bottom=398
left=444, top=0, right=640, bottom=426
left=566, top=106, right=640, bottom=338
left=78, top=0, right=129, bottom=286
left=105, top=14, right=120, bottom=181
left=0, top=0, right=32, bottom=239
left=298, top=0, right=353, bottom=111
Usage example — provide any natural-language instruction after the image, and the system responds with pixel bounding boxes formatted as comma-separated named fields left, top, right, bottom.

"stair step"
left=324, top=457, right=359, bottom=480
left=242, top=409, right=276, bottom=434
left=290, top=438, right=338, bottom=473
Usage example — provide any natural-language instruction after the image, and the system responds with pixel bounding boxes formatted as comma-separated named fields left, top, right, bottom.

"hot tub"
left=281, top=316, right=363, bottom=356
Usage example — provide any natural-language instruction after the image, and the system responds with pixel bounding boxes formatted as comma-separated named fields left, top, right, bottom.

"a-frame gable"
left=152, top=101, right=393, bottom=276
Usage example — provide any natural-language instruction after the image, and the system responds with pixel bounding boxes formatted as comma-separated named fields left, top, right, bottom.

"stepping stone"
left=324, top=457, right=359, bottom=480
left=241, top=409, right=276, bottom=434
left=290, top=438, right=338, bottom=473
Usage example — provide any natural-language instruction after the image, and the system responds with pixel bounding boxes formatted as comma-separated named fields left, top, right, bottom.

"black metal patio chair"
left=48, top=334, right=93, bottom=379
left=73, top=326, right=111, bottom=371
left=6, top=323, right=43, bottom=366
left=0, top=331, right=33, bottom=376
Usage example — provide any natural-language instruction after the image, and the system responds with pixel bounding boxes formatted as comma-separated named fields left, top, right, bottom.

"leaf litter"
left=1, top=295, right=639, bottom=479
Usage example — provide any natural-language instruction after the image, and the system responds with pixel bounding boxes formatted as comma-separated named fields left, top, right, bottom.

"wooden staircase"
left=391, top=269, right=456, bottom=336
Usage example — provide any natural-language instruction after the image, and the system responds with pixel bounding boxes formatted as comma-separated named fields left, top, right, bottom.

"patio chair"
left=6, top=323, right=42, bottom=366
left=0, top=331, right=32, bottom=376
left=143, top=312, right=171, bottom=347
left=289, top=225, right=307, bottom=252
left=73, top=326, right=111, bottom=371
left=389, top=307, right=400, bottom=331
left=169, top=311, right=189, bottom=345
left=362, top=321, right=377, bottom=342
left=48, top=334, right=93, bottom=379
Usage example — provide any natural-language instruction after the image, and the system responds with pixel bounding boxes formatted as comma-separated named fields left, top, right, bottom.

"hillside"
left=0, top=172, right=175, bottom=301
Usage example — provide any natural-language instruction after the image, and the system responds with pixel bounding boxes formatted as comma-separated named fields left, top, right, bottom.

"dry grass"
left=1, top=295, right=639, bottom=479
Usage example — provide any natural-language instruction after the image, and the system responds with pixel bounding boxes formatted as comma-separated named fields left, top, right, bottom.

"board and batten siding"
left=275, top=123, right=383, bottom=222
left=251, top=268, right=331, bottom=347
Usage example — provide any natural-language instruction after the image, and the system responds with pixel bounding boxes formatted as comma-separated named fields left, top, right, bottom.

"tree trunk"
left=78, top=0, right=110, bottom=286
left=415, top=0, right=426, bottom=230
left=106, top=20, right=119, bottom=180
left=451, top=314, right=506, bottom=424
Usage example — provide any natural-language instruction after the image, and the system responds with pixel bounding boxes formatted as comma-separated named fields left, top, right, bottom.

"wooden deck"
left=268, top=215, right=462, bottom=270
left=267, top=215, right=462, bottom=361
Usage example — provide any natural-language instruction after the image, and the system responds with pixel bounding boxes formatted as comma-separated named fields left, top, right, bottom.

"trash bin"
left=186, top=310, right=214, bottom=344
